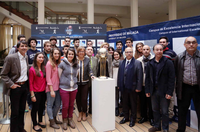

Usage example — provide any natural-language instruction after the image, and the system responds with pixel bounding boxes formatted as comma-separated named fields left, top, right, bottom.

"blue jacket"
left=117, top=57, right=143, bottom=92
left=145, top=56, right=175, bottom=97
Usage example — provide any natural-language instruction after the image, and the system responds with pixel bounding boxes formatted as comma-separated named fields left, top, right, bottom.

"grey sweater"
left=58, top=58, right=79, bottom=90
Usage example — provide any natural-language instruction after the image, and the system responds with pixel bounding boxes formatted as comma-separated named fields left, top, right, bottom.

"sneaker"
left=29, top=105, right=32, bottom=110
left=58, top=109, right=62, bottom=115
left=148, top=126, right=161, bottom=132
left=25, top=109, right=29, bottom=113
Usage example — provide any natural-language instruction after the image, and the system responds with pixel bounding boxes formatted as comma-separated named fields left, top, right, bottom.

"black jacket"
left=174, top=50, right=200, bottom=100
left=145, top=56, right=175, bottom=97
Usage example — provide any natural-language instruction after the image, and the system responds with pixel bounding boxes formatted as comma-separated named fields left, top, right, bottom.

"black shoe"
left=115, top=108, right=119, bottom=116
left=138, top=117, right=147, bottom=124
left=149, top=119, right=154, bottom=126
left=73, top=107, right=75, bottom=110
left=88, top=110, right=92, bottom=114
left=33, top=126, right=42, bottom=132
left=148, top=126, right=161, bottom=132
left=38, top=123, right=46, bottom=128
left=119, top=118, right=129, bottom=124
left=129, top=120, right=135, bottom=127
left=119, top=112, right=124, bottom=117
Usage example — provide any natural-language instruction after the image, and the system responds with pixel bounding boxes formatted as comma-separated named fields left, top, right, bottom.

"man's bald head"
left=143, top=45, right=151, bottom=57
left=125, top=47, right=133, bottom=59
left=184, top=36, right=198, bottom=54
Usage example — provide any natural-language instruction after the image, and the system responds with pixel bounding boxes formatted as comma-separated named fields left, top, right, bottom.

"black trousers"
left=76, top=83, right=89, bottom=113
left=122, top=89, right=137, bottom=122
left=177, top=83, right=200, bottom=132
left=88, top=86, right=92, bottom=113
left=31, top=91, right=46, bottom=126
left=10, top=81, right=28, bottom=132
left=138, top=86, right=153, bottom=119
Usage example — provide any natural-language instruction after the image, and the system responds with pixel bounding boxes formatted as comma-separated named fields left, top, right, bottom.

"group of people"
left=0, top=34, right=199, bottom=132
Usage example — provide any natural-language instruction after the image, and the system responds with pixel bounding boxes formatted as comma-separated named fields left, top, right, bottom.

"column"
left=130, top=0, right=138, bottom=27
left=38, top=0, right=45, bottom=24
left=169, top=0, right=177, bottom=20
left=87, top=0, right=94, bottom=24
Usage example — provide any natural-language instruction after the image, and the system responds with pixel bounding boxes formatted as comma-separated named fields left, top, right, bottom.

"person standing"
left=134, top=42, right=144, bottom=59
left=159, top=36, right=177, bottom=122
left=9, top=34, right=26, bottom=55
left=29, top=52, right=46, bottom=131
left=76, top=46, right=94, bottom=122
left=145, top=44, right=175, bottom=132
left=86, top=47, right=98, bottom=114
left=43, top=41, right=51, bottom=65
left=73, top=38, right=80, bottom=53
left=137, top=45, right=154, bottom=126
left=174, top=36, right=200, bottom=132
left=46, top=48, right=62, bottom=129
left=58, top=48, right=79, bottom=130
left=118, top=47, right=143, bottom=127
left=1, top=41, right=29, bottom=132
left=112, top=50, right=123, bottom=116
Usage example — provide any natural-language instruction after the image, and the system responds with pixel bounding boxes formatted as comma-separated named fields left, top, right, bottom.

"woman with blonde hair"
left=46, top=48, right=62, bottom=129
left=134, top=42, right=144, bottom=59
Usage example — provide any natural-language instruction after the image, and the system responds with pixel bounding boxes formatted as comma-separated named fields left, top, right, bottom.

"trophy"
left=99, top=48, right=107, bottom=79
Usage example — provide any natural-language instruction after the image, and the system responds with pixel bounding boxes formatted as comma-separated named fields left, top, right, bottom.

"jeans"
left=60, top=89, right=77, bottom=119
left=151, top=90, right=170, bottom=130
left=46, top=90, right=61, bottom=120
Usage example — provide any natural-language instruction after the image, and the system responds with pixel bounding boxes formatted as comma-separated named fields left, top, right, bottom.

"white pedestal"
left=92, top=78, right=115, bottom=132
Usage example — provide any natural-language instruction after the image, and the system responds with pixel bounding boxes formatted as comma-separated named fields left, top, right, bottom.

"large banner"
left=31, top=24, right=107, bottom=52
left=107, top=15, right=200, bottom=130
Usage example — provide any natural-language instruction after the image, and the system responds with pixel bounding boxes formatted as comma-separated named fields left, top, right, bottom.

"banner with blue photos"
left=107, top=15, right=200, bottom=130
left=31, top=24, right=107, bottom=52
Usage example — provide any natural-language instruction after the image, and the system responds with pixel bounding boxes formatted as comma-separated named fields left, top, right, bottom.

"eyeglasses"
left=185, top=41, right=197, bottom=45
left=125, top=51, right=133, bottom=53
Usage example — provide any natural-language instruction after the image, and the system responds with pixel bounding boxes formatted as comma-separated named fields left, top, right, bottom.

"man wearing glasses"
left=118, top=47, right=143, bottom=127
left=175, top=36, right=200, bottom=132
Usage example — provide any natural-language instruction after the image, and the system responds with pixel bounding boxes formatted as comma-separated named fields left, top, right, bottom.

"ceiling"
left=2, top=0, right=200, bottom=20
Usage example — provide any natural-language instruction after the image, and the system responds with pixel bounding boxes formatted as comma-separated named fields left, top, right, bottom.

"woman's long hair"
left=49, top=48, right=61, bottom=68
left=66, top=48, right=78, bottom=67
left=33, top=52, right=46, bottom=77
left=134, top=42, right=144, bottom=59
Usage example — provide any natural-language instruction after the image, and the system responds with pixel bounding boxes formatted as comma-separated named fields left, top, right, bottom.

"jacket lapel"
left=15, top=53, right=21, bottom=75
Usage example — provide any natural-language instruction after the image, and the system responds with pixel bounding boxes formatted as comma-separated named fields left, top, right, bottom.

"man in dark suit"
left=118, top=47, right=143, bottom=127
left=1, top=41, right=29, bottom=132
left=86, top=47, right=98, bottom=114
left=174, top=36, right=200, bottom=132
left=145, top=44, right=175, bottom=132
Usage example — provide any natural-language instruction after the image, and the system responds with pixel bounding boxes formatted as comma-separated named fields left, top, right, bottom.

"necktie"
left=90, top=57, right=93, bottom=68
left=126, top=61, right=129, bottom=69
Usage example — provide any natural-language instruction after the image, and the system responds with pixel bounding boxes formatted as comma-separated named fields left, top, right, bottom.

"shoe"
left=149, top=119, right=155, bottom=126
left=169, top=118, right=173, bottom=124
left=58, top=109, right=62, bottom=115
left=68, top=118, right=75, bottom=129
left=49, top=119, right=60, bottom=129
left=138, top=117, right=147, bottom=124
left=54, top=117, right=62, bottom=124
left=115, top=108, right=119, bottom=116
left=29, top=105, right=32, bottom=110
left=38, top=123, right=46, bottom=128
left=163, top=130, right=169, bottom=132
left=148, top=126, right=161, bottom=132
left=62, top=118, right=68, bottom=130
left=129, top=120, right=135, bottom=127
left=77, top=112, right=82, bottom=122
left=82, top=112, right=87, bottom=121
left=119, top=112, right=124, bottom=117
left=119, top=118, right=129, bottom=124
left=25, top=109, right=29, bottom=113
left=33, top=126, right=42, bottom=131
left=73, top=107, right=75, bottom=110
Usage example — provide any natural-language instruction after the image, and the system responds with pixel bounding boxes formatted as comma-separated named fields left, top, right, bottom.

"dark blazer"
left=0, top=52, right=29, bottom=94
left=174, top=50, right=200, bottom=100
left=117, top=57, right=143, bottom=92
left=88, top=56, right=98, bottom=87
left=145, top=56, right=175, bottom=97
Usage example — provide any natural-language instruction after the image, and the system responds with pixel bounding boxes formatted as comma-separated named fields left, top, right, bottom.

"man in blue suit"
left=118, top=47, right=143, bottom=127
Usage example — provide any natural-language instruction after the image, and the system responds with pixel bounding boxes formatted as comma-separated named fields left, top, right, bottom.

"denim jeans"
left=151, top=90, right=170, bottom=130
left=46, top=90, right=61, bottom=120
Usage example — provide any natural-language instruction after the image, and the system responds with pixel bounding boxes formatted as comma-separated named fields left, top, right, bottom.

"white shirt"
left=125, top=58, right=132, bottom=68
left=16, top=52, right=28, bottom=82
